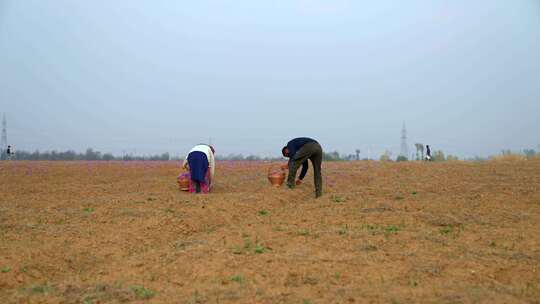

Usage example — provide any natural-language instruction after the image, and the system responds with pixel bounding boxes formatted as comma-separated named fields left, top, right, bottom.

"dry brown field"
left=1, top=160, right=540, bottom=303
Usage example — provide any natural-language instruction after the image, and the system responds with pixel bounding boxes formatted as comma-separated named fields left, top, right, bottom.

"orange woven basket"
left=267, top=165, right=286, bottom=187
left=177, top=173, right=190, bottom=191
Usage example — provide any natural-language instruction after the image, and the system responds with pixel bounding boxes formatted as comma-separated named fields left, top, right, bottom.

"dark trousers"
left=288, top=142, right=323, bottom=197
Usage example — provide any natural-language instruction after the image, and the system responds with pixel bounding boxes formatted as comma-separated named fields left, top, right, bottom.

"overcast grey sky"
left=1, top=0, right=539, bottom=158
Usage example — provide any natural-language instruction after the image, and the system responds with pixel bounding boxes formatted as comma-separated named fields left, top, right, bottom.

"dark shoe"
left=195, top=182, right=201, bottom=193
left=315, top=191, right=322, bottom=198
left=287, top=182, right=295, bottom=189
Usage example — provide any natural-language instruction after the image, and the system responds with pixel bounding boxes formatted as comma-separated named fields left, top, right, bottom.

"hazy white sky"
left=1, top=0, right=539, bottom=158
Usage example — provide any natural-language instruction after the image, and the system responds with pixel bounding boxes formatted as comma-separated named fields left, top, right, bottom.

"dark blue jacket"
left=286, top=137, right=318, bottom=180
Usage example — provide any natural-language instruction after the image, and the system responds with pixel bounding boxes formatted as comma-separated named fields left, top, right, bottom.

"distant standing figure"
left=281, top=137, right=323, bottom=198
left=182, top=144, right=215, bottom=193
left=6, top=145, right=12, bottom=159
left=425, top=145, right=432, bottom=161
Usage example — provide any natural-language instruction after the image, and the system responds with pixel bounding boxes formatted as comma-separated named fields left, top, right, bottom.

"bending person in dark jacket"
left=281, top=137, right=323, bottom=198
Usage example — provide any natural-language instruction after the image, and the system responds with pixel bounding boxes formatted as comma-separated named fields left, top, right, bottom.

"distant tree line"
left=523, top=149, right=538, bottom=159
left=463, top=149, right=538, bottom=161
left=1, top=148, right=170, bottom=161
left=215, top=151, right=353, bottom=161
left=2, top=147, right=537, bottom=162
left=494, top=149, right=538, bottom=160
left=381, top=147, right=460, bottom=162
left=1, top=148, right=358, bottom=162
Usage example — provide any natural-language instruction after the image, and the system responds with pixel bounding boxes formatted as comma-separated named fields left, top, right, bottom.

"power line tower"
left=400, top=121, right=408, bottom=158
left=1, top=113, right=7, bottom=154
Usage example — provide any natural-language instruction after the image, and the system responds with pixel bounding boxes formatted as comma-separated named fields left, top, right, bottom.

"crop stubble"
left=0, top=160, right=539, bottom=303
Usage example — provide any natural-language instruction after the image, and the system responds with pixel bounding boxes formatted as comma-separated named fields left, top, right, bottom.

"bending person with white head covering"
left=182, top=144, right=215, bottom=193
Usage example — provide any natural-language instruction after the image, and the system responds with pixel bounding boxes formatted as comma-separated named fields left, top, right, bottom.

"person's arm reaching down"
left=298, top=160, right=309, bottom=180
left=182, top=155, right=189, bottom=170
left=208, top=147, right=215, bottom=185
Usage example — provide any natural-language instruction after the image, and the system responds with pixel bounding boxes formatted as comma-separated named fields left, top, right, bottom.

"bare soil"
left=1, top=160, right=539, bottom=303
